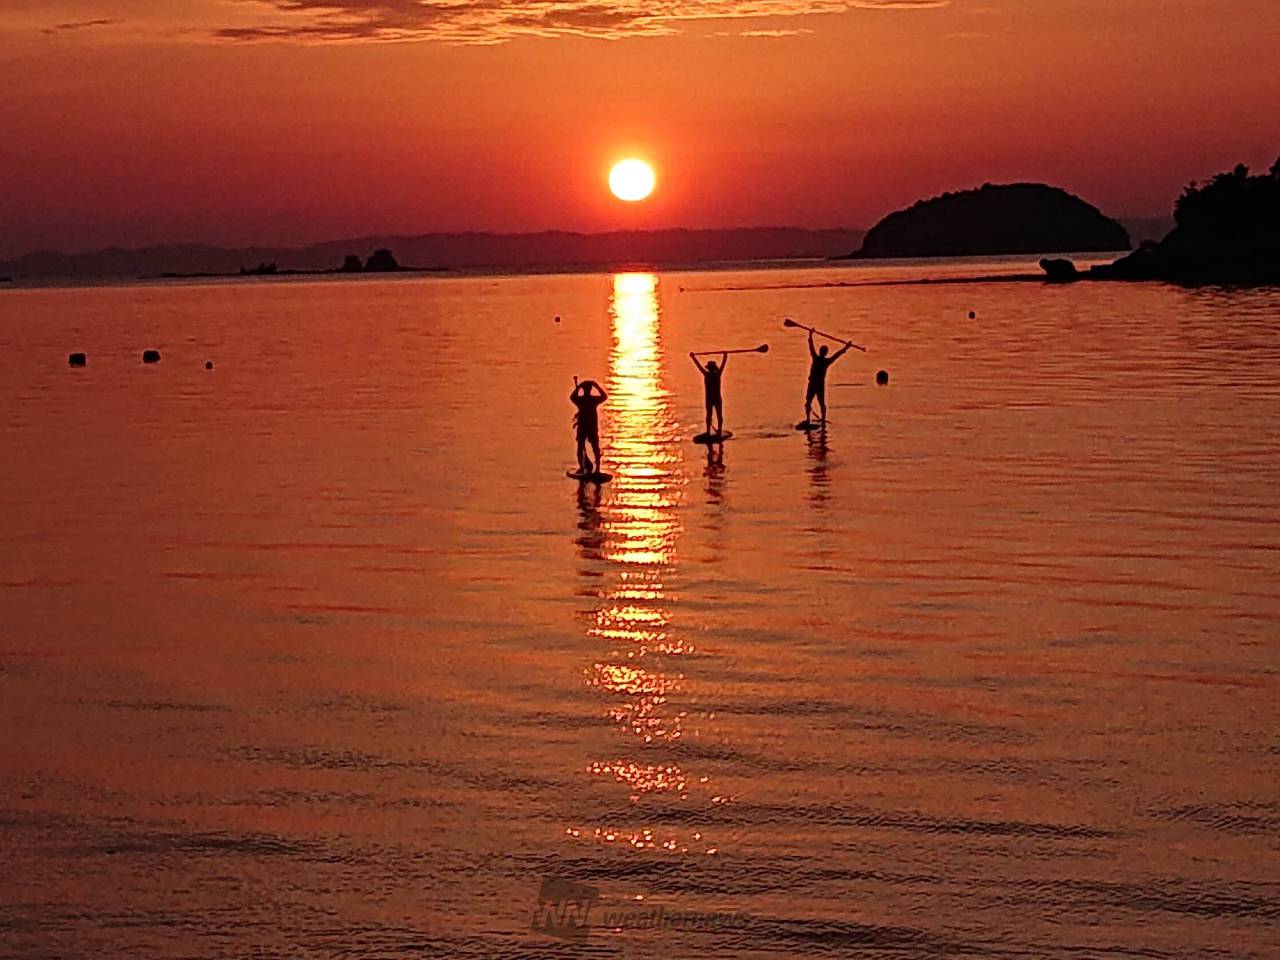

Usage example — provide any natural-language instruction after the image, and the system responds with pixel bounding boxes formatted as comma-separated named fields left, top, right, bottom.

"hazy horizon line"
left=1, top=225, right=872, bottom=264
left=1, top=216, right=1179, bottom=265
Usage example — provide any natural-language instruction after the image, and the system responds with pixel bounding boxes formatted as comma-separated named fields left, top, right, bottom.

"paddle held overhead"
left=691, top=344, right=770, bottom=356
left=782, top=318, right=867, bottom=353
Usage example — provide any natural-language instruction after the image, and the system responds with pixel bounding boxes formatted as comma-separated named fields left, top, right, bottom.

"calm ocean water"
left=1, top=260, right=1277, bottom=959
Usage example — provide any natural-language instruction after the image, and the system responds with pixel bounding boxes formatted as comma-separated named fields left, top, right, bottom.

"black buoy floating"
left=876, top=370, right=889, bottom=386
left=205, top=360, right=214, bottom=370
left=554, top=316, right=561, bottom=323
left=68, top=352, right=87, bottom=367
left=143, top=349, right=161, bottom=364
left=968, top=310, right=976, bottom=319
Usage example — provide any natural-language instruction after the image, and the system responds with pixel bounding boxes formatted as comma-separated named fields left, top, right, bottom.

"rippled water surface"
left=1, top=263, right=1278, bottom=959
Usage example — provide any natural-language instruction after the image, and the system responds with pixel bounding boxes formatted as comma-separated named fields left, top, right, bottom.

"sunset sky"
left=2, top=0, right=1277, bottom=256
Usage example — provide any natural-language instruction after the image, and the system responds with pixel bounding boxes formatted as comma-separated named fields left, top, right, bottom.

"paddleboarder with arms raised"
left=690, top=352, right=728, bottom=438
left=804, top=330, right=853, bottom=424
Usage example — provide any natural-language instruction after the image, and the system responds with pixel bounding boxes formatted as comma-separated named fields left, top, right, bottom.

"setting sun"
left=609, top=159, right=656, bottom=203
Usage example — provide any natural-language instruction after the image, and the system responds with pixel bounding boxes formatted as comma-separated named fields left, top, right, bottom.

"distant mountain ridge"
left=1121, top=216, right=1176, bottom=246
left=0, top=228, right=866, bottom=280
left=847, top=183, right=1130, bottom=259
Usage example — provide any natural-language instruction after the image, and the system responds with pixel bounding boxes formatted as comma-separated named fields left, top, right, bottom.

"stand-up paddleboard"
left=794, top=420, right=828, bottom=432
left=693, top=431, right=734, bottom=445
left=567, top=469, right=612, bottom=484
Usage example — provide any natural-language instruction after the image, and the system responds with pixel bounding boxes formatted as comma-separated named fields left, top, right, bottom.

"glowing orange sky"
left=1, top=0, right=1277, bottom=255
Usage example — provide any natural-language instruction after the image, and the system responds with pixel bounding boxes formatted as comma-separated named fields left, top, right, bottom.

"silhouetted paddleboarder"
left=570, top=379, right=608, bottom=474
left=690, top=352, right=728, bottom=438
left=805, top=330, right=853, bottom=424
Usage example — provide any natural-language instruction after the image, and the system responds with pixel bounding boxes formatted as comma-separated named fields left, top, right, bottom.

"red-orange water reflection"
left=568, top=273, right=721, bottom=855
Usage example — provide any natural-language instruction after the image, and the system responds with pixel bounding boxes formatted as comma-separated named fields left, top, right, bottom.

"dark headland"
left=1083, top=159, right=1280, bottom=285
left=846, top=183, right=1130, bottom=259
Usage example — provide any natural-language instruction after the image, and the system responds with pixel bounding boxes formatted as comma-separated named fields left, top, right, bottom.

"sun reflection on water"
left=602, top=272, right=681, bottom=570
left=567, top=274, right=722, bottom=856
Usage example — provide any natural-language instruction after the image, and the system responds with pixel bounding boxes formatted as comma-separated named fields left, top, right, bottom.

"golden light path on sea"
left=567, top=274, right=725, bottom=855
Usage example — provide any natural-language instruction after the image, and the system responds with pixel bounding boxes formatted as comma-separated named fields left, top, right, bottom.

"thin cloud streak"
left=43, top=18, right=122, bottom=34
left=214, top=0, right=949, bottom=45
left=736, top=28, right=816, bottom=37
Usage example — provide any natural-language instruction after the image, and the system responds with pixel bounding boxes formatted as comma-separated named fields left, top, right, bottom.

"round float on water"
left=205, top=361, right=214, bottom=370
left=143, top=349, right=161, bottom=364
left=968, top=311, right=977, bottom=319
left=68, top=352, right=86, bottom=367
left=876, top=370, right=889, bottom=386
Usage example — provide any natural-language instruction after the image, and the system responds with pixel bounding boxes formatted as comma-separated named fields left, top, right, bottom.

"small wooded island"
left=163, top=248, right=414, bottom=280
left=236, top=248, right=405, bottom=277
left=846, top=183, right=1130, bottom=259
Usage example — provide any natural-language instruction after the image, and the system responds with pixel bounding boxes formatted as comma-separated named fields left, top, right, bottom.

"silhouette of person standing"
left=690, top=352, right=728, bottom=436
left=570, top=379, right=607, bottom=473
left=805, top=330, right=853, bottom=423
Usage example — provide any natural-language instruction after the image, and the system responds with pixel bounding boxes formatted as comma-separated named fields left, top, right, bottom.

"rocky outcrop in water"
left=1040, top=258, right=1080, bottom=283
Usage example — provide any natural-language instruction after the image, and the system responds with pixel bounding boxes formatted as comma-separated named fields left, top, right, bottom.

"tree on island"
left=1172, top=161, right=1279, bottom=262
left=364, top=248, right=400, bottom=272
left=333, top=249, right=404, bottom=273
